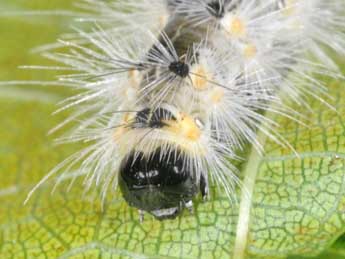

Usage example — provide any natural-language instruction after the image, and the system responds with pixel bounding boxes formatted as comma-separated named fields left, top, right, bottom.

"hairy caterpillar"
left=25, top=0, right=345, bottom=220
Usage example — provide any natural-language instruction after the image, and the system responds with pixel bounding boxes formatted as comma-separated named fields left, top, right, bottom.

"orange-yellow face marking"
left=164, top=113, right=201, bottom=141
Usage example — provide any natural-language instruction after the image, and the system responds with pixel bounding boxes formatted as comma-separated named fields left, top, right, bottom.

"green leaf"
left=234, top=79, right=345, bottom=259
left=313, top=234, right=345, bottom=259
left=1, top=1, right=345, bottom=258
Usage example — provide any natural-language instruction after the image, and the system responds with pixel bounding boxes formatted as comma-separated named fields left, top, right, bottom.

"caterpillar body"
left=27, top=0, right=345, bottom=220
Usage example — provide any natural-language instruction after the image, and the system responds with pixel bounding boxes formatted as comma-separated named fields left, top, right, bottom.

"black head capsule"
left=169, top=61, right=190, bottom=78
left=119, top=148, right=207, bottom=220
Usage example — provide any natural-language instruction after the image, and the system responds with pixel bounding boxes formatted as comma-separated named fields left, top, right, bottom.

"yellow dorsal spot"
left=243, top=44, right=257, bottom=59
left=283, top=0, right=297, bottom=16
left=114, top=113, right=132, bottom=142
left=229, top=17, right=246, bottom=38
left=159, top=14, right=168, bottom=30
left=211, top=87, right=225, bottom=104
left=128, top=69, right=141, bottom=89
left=114, top=127, right=125, bottom=143
left=123, top=113, right=131, bottom=123
left=282, top=0, right=303, bottom=30
left=191, top=65, right=210, bottom=91
left=165, top=113, right=201, bottom=141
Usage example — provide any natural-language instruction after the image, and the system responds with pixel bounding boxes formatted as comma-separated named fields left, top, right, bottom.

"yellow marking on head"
left=164, top=113, right=201, bottom=141
left=243, top=44, right=257, bottom=59
left=191, top=65, right=210, bottom=91
left=210, top=87, right=225, bottom=104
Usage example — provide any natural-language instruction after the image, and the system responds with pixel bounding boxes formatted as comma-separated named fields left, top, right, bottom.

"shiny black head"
left=119, top=148, right=207, bottom=220
left=169, top=61, right=190, bottom=78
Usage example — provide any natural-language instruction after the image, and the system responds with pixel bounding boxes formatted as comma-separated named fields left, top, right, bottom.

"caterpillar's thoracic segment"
left=28, top=0, right=345, bottom=220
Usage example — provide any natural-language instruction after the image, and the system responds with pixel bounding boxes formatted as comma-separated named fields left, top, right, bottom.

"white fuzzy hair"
left=24, top=0, right=344, bottom=206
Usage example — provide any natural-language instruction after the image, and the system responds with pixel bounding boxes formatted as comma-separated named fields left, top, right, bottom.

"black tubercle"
left=207, top=1, right=225, bottom=18
left=151, top=107, right=176, bottom=127
left=134, top=108, right=151, bottom=125
left=206, top=0, right=242, bottom=18
left=276, top=0, right=286, bottom=9
left=133, top=107, right=176, bottom=129
left=169, top=61, right=190, bottom=78
left=119, top=148, right=207, bottom=220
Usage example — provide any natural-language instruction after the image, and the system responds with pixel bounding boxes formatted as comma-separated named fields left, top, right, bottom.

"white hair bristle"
left=24, top=0, right=344, bottom=218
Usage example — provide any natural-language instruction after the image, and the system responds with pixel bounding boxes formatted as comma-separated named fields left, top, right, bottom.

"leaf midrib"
left=233, top=133, right=268, bottom=259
